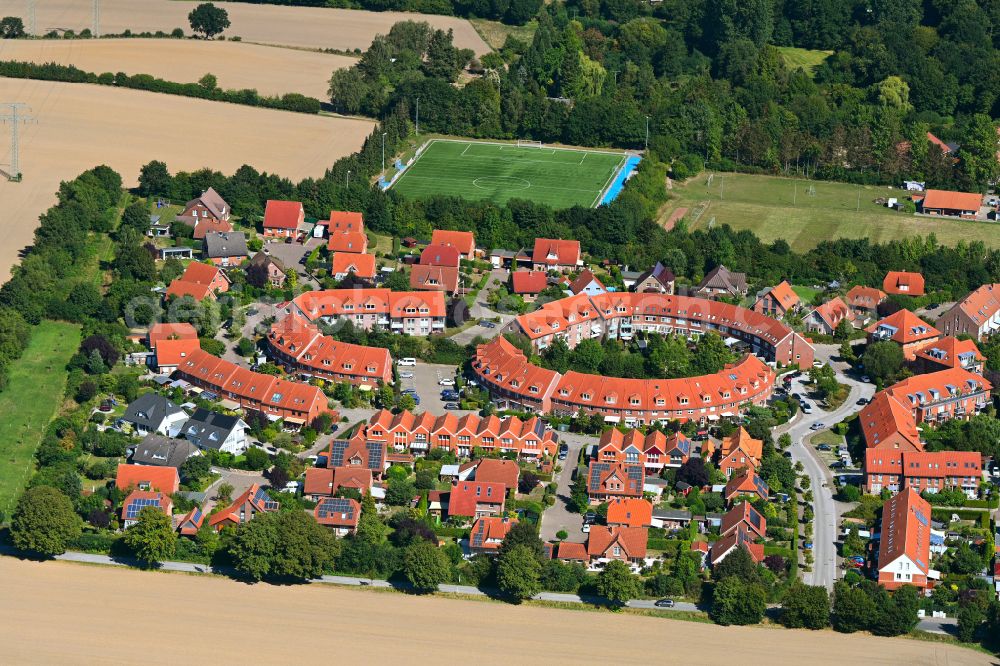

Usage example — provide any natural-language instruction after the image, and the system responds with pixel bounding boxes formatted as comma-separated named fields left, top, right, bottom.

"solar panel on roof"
left=366, top=441, right=384, bottom=470
left=329, top=440, right=348, bottom=467
left=125, top=496, right=161, bottom=519
left=317, top=497, right=355, bottom=520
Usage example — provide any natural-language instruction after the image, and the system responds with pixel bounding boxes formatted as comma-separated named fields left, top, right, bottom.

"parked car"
left=583, top=511, right=597, bottom=524
left=438, top=378, right=456, bottom=386
left=441, top=390, right=459, bottom=400
left=831, top=461, right=846, bottom=469
left=813, top=360, right=824, bottom=368
left=654, top=599, right=675, bottom=608
left=856, top=397, right=868, bottom=405
left=399, top=371, right=414, bottom=379
left=402, top=388, right=418, bottom=395
left=817, top=444, right=832, bottom=451
left=397, top=357, right=417, bottom=367
left=810, top=422, right=826, bottom=431
left=861, top=375, right=871, bottom=383
left=581, top=524, right=591, bottom=533
left=479, top=320, right=496, bottom=329
left=444, top=402, right=460, bottom=410
left=927, top=302, right=941, bottom=310
left=803, top=542, right=813, bottom=550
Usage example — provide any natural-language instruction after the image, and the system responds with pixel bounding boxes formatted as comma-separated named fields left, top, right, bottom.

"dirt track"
left=0, top=78, right=374, bottom=281
left=0, top=557, right=991, bottom=665
left=0, top=0, right=490, bottom=54
left=0, top=38, right=355, bottom=99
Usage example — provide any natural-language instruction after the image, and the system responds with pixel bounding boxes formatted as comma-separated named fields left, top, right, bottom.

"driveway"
left=262, top=236, right=324, bottom=287
left=206, top=467, right=269, bottom=499
left=539, top=431, right=594, bottom=542
left=775, top=343, right=875, bottom=591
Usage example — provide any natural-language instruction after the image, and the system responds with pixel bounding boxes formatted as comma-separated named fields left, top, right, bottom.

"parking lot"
left=397, top=361, right=476, bottom=415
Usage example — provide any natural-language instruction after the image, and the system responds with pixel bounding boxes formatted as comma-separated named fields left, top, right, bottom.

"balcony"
left=377, top=317, right=390, bottom=326
left=390, top=322, right=403, bottom=329
left=432, top=321, right=445, bottom=329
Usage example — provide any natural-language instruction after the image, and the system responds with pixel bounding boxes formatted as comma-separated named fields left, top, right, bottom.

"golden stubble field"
left=0, top=557, right=990, bottom=666
left=0, top=38, right=357, bottom=99
left=0, top=0, right=490, bottom=54
left=0, top=77, right=375, bottom=281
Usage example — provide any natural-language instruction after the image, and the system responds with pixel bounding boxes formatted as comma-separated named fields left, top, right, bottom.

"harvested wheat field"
left=0, top=38, right=356, bottom=99
left=0, top=78, right=374, bottom=281
left=0, top=558, right=990, bottom=666
left=0, top=0, right=490, bottom=54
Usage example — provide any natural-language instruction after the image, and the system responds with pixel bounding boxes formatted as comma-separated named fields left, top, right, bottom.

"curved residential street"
left=776, top=343, right=875, bottom=591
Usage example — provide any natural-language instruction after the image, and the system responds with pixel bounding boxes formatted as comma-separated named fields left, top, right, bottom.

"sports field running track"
left=390, top=140, right=627, bottom=208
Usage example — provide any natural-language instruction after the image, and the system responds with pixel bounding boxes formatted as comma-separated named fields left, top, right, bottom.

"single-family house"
left=447, top=480, right=505, bottom=520
left=313, top=497, right=361, bottom=536
left=121, top=490, right=173, bottom=529
left=209, top=484, right=279, bottom=531
left=203, top=231, right=248, bottom=267
left=586, top=461, right=644, bottom=502
left=181, top=408, right=250, bottom=455
left=532, top=238, right=581, bottom=272
left=568, top=269, right=606, bottom=297
left=633, top=262, right=675, bottom=294
left=586, top=526, right=648, bottom=566
left=752, top=281, right=799, bottom=318
left=724, top=471, right=769, bottom=504
left=130, top=434, right=200, bottom=468
left=331, top=252, right=377, bottom=281
left=511, top=270, right=549, bottom=302
left=866, top=309, right=940, bottom=360
left=605, top=497, right=653, bottom=528
left=263, top=200, right=305, bottom=238
left=246, top=252, right=287, bottom=289
left=410, top=264, right=460, bottom=294
left=845, top=285, right=887, bottom=322
left=936, top=284, right=1000, bottom=340
left=720, top=501, right=766, bottom=539
left=696, top=265, right=748, bottom=299
left=883, top=271, right=926, bottom=297
left=115, top=463, right=180, bottom=494
left=919, top=189, right=982, bottom=219
left=120, top=393, right=188, bottom=437
left=804, top=296, right=855, bottom=335
left=177, top=506, right=205, bottom=536
left=175, top=188, right=231, bottom=229
left=469, top=516, right=516, bottom=555
left=430, top=229, right=476, bottom=260
left=165, top=262, right=230, bottom=302
left=877, top=489, right=936, bottom=590
left=420, top=244, right=462, bottom=268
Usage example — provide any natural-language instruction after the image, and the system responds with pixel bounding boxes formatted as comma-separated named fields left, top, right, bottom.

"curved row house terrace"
left=174, top=348, right=336, bottom=426
left=287, top=288, right=447, bottom=336
left=472, top=336, right=776, bottom=427
left=351, top=408, right=559, bottom=460
left=267, top=314, right=393, bottom=387
left=511, top=292, right=814, bottom=368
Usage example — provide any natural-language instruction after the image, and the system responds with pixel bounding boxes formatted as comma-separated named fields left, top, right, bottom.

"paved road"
left=776, top=343, right=875, bottom=591
left=539, top=431, right=594, bottom=542
left=449, top=268, right=516, bottom=345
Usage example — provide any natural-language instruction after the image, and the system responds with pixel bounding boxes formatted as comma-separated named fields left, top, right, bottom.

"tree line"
left=0, top=61, right=322, bottom=114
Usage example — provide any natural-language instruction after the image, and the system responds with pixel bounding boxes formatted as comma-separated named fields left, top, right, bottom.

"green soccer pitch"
left=388, top=139, right=628, bottom=208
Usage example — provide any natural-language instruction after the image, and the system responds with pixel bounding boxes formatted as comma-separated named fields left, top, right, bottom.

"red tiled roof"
left=532, top=238, right=581, bottom=266
left=389, top=290, right=447, bottom=318
left=586, top=525, right=648, bottom=559
left=556, top=541, right=590, bottom=561
left=209, top=483, right=276, bottom=528
left=155, top=337, right=201, bottom=368
left=764, top=281, right=799, bottom=309
left=927, top=132, right=952, bottom=154
left=469, top=516, right=515, bottom=550
left=122, top=490, right=171, bottom=520
left=846, top=285, right=887, bottom=309
left=724, top=471, right=768, bottom=501
left=264, top=200, right=304, bottom=230
left=721, top=427, right=763, bottom=460
left=809, top=296, right=854, bottom=330
left=115, top=464, right=179, bottom=494
left=923, top=189, right=982, bottom=213
left=913, top=336, right=985, bottom=370
left=866, top=309, right=939, bottom=344
left=448, top=481, right=505, bottom=518
left=511, top=270, right=549, bottom=294
left=472, top=458, right=520, bottom=492
left=328, top=211, right=363, bottom=233
left=291, top=288, right=446, bottom=320
left=878, top=489, right=931, bottom=574
left=313, top=496, right=361, bottom=529
left=177, top=505, right=204, bottom=536
left=330, top=252, right=376, bottom=279
left=605, top=498, right=653, bottom=528
left=165, top=280, right=212, bottom=301
left=431, top=230, right=475, bottom=256
left=410, top=264, right=459, bottom=293
left=568, top=269, right=605, bottom=295
left=327, top=231, right=367, bottom=254
left=720, top=501, right=766, bottom=539
left=886, top=368, right=992, bottom=409
left=148, top=322, right=198, bottom=349
left=859, top=391, right=923, bottom=451
left=883, top=271, right=926, bottom=296
left=420, top=244, right=461, bottom=268
left=951, top=283, right=1000, bottom=327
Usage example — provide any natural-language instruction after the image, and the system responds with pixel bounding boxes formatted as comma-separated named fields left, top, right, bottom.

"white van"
left=397, top=357, right=417, bottom=367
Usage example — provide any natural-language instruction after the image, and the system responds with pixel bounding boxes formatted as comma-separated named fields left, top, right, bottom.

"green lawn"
left=669, top=172, right=1000, bottom=252
left=791, top=284, right=820, bottom=304
left=0, top=320, right=82, bottom=516
left=776, top=47, right=833, bottom=76
left=390, top=139, right=627, bottom=208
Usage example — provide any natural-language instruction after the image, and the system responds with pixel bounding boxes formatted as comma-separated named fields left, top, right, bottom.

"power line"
left=0, top=103, right=35, bottom=182
left=93, top=0, right=100, bottom=37
left=27, top=0, right=35, bottom=35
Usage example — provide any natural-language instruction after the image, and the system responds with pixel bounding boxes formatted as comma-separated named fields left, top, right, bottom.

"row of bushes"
left=0, top=60, right=322, bottom=114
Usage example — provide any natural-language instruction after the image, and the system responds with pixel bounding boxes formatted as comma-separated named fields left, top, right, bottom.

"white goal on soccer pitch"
left=516, top=139, right=543, bottom=148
